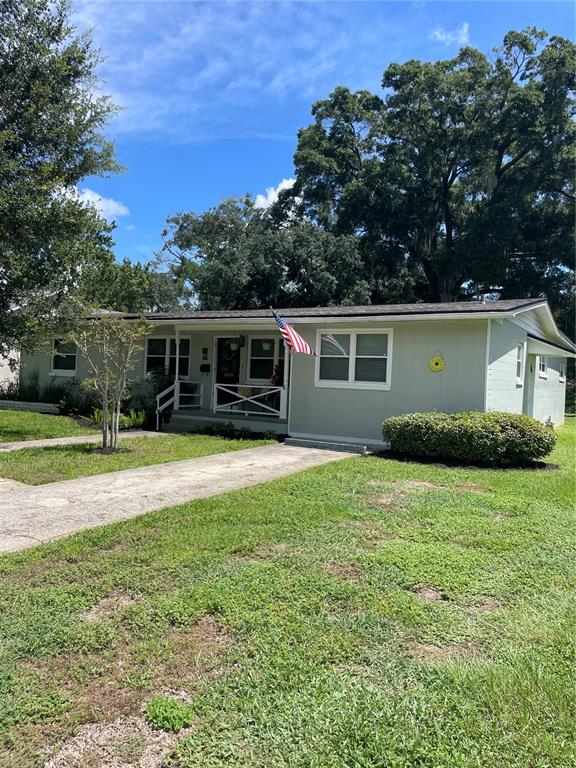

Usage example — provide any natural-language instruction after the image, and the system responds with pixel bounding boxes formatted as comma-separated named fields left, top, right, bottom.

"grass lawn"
left=0, top=421, right=574, bottom=767
left=0, top=409, right=93, bottom=443
left=0, top=433, right=275, bottom=484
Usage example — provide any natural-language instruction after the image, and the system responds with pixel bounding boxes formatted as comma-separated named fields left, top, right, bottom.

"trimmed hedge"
left=381, top=411, right=557, bottom=466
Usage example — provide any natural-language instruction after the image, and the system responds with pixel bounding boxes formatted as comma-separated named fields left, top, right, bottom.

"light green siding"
left=288, top=319, right=487, bottom=442
left=529, top=356, right=566, bottom=425
left=486, top=319, right=525, bottom=414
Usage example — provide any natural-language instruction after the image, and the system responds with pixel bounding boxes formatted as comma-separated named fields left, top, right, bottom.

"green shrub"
left=381, top=411, right=557, bottom=466
left=90, top=409, right=133, bottom=431
left=145, top=695, right=195, bottom=732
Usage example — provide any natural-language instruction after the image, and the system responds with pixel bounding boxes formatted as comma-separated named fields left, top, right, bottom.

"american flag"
left=271, top=309, right=315, bottom=356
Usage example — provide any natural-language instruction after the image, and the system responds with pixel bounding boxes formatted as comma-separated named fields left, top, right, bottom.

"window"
left=145, top=338, right=190, bottom=377
left=51, top=339, right=76, bottom=375
left=248, top=337, right=285, bottom=383
left=538, top=355, right=547, bottom=379
left=516, top=343, right=525, bottom=384
left=559, top=362, right=566, bottom=383
left=315, top=330, right=392, bottom=390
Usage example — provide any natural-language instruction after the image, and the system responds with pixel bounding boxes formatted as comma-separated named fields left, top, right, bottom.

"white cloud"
left=72, top=1, right=405, bottom=141
left=76, top=188, right=130, bottom=220
left=254, top=178, right=296, bottom=209
left=429, top=22, right=470, bottom=46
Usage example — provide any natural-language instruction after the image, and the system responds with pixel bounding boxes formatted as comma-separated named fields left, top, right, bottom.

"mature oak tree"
left=161, top=196, right=370, bottom=309
left=290, top=28, right=575, bottom=325
left=0, top=0, right=118, bottom=356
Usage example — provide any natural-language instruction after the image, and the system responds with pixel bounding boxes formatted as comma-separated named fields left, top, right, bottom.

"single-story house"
left=19, top=298, right=575, bottom=445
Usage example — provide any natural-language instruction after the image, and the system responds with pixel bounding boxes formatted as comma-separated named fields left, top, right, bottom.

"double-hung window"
left=315, top=330, right=392, bottom=390
left=538, top=355, right=547, bottom=379
left=145, top=338, right=190, bottom=377
left=516, top=343, right=525, bottom=385
left=51, top=339, right=76, bottom=376
left=248, top=337, right=285, bottom=383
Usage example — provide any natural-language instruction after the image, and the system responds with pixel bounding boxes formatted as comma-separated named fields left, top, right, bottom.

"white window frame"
left=50, top=338, right=76, bottom=377
left=538, top=355, right=548, bottom=379
left=144, top=337, right=190, bottom=378
left=559, top=361, right=566, bottom=383
left=314, top=328, right=393, bottom=391
left=515, top=342, right=526, bottom=386
left=247, top=335, right=284, bottom=384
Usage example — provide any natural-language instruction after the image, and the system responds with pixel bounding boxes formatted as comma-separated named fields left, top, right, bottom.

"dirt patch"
left=407, top=640, right=480, bottom=662
left=456, top=482, right=490, bottom=493
left=254, top=542, right=288, bottom=558
left=464, top=596, right=502, bottom=613
left=494, top=514, right=506, bottom=523
left=81, top=590, right=140, bottom=622
left=43, top=714, right=181, bottom=768
left=323, top=561, right=361, bottom=580
left=368, top=492, right=406, bottom=509
left=412, top=586, right=447, bottom=603
left=403, top=481, right=445, bottom=490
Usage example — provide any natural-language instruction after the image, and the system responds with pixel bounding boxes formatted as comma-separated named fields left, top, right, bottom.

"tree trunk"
left=102, top=385, right=109, bottom=450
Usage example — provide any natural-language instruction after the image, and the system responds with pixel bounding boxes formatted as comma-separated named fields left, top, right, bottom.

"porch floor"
left=165, top=408, right=288, bottom=435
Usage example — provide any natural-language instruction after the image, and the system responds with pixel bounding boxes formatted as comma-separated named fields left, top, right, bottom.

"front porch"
left=151, top=330, right=290, bottom=433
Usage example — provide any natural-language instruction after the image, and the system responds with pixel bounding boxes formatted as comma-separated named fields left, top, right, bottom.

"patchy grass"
left=0, top=422, right=574, bottom=767
left=0, top=434, right=274, bottom=484
left=0, top=409, right=92, bottom=443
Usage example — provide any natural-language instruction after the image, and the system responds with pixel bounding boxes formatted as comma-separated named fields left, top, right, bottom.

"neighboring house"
left=18, top=299, right=576, bottom=445
left=0, top=350, right=19, bottom=387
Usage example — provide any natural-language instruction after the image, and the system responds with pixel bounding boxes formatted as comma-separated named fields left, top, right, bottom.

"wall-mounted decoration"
left=428, top=354, right=445, bottom=373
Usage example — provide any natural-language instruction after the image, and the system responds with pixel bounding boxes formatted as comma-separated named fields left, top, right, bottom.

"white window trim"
left=314, top=328, right=393, bottom=391
left=559, top=363, right=566, bottom=383
left=246, top=335, right=284, bottom=384
left=516, top=342, right=526, bottom=386
left=538, top=355, right=548, bottom=379
left=144, top=336, right=190, bottom=377
left=49, top=339, right=76, bottom=377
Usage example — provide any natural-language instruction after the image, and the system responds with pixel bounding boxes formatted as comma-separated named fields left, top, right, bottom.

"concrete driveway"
left=0, top=444, right=353, bottom=553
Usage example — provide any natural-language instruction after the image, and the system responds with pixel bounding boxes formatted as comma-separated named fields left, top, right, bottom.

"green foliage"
left=126, top=370, right=174, bottom=421
left=0, top=371, right=96, bottom=416
left=382, top=411, right=557, bottom=465
left=90, top=407, right=146, bottom=430
left=290, top=27, right=575, bottom=326
left=162, top=197, right=367, bottom=310
left=193, top=420, right=275, bottom=440
left=0, top=0, right=119, bottom=355
left=80, top=256, right=186, bottom=313
left=145, top=695, right=195, bottom=732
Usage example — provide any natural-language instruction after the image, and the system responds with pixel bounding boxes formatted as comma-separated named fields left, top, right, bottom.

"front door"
left=215, top=338, right=241, bottom=406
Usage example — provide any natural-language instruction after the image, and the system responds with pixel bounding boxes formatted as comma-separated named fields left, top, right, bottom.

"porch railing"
left=213, top=383, right=287, bottom=419
left=155, top=380, right=203, bottom=430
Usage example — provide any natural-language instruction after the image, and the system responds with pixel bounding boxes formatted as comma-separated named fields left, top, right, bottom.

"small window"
left=538, top=356, right=547, bottom=379
left=316, top=330, right=391, bottom=389
left=559, top=362, right=566, bottom=383
left=51, top=339, right=76, bottom=375
left=248, top=337, right=285, bottom=383
left=516, top=343, right=524, bottom=384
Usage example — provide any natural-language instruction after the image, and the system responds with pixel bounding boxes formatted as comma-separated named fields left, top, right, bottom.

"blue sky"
left=74, top=0, right=575, bottom=265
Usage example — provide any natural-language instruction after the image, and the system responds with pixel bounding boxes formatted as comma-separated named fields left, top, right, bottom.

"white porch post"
left=175, top=327, right=180, bottom=409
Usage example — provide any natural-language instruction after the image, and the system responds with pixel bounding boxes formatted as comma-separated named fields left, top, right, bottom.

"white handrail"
left=155, top=382, right=176, bottom=431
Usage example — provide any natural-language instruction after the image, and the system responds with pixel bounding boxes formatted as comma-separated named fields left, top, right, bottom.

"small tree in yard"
left=71, top=316, right=151, bottom=451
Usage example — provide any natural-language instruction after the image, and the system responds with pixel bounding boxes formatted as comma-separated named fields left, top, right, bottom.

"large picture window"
left=315, top=330, right=392, bottom=390
left=145, top=338, right=190, bottom=377
left=51, top=339, right=76, bottom=375
left=248, top=337, right=285, bottom=383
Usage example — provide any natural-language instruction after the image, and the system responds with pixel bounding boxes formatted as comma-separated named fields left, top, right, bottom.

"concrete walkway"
left=0, top=444, right=353, bottom=553
left=0, top=430, right=161, bottom=452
